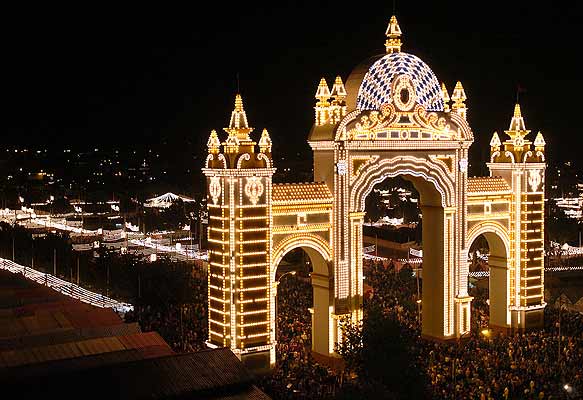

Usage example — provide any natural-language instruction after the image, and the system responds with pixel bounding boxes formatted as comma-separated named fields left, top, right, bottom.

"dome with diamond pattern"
left=356, top=52, right=444, bottom=112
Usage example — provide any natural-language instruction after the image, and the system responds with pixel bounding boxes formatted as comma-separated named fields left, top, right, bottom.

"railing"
left=0, top=258, right=133, bottom=314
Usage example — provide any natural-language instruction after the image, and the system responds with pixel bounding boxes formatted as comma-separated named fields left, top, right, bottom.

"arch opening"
left=467, top=230, right=510, bottom=332
left=356, top=168, right=453, bottom=339
left=270, top=244, right=332, bottom=366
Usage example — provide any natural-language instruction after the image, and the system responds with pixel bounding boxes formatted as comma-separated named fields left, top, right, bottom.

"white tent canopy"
left=144, top=192, right=196, bottom=208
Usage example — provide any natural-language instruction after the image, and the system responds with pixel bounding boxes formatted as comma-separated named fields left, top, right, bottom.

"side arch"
left=466, top=221, right=510, bottom=260
left=466, top=221, right=511, bottom=329
left=270, top=233, right=334, bottom=361
left=271, top=233, right=332, bottom=283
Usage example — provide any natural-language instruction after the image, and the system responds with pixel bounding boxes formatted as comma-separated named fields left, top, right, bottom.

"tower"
left=203, top=94, right=275, bottom=369
left=488, top=103, right=546, bottom=330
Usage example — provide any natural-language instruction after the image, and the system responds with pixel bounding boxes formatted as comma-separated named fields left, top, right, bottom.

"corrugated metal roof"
left=0, top=332, right=169, bottom=368
left=118, top=331, right=167, bottom=350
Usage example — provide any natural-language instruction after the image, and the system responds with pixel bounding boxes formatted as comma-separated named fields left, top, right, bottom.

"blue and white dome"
left=356, top=52, right=444, bottom=112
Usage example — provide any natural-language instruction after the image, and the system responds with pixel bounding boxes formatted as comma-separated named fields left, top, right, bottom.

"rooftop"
left=467, top=176, right=511, bottom=193
left=272, top=182, right=333, bottom=204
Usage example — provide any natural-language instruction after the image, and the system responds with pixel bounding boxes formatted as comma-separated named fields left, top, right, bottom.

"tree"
left=336, top=302, right=426, bottom=399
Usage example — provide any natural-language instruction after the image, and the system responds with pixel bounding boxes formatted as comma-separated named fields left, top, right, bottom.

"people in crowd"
left=127, top=257, right=583, bottom=399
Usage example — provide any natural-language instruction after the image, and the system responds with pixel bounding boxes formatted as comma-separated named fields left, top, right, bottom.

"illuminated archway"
left=349, top=157, right=460, bottom=338
left=467, top=223, right=511, bottom=330
left=270, top=235, right=332, bottom=365
left=203, top=15, right=546, bottom=371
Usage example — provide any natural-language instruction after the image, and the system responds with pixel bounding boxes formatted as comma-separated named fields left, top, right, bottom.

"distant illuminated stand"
left=203, top=15, right=546, bottom=370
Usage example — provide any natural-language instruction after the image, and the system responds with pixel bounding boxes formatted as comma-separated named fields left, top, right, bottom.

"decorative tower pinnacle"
left=330, top=76, right=347, bottom=124
left=225, top=94, right=253, bottom=141
left=315, top=78, right=331, bottom=103
left=507, top=104, right=528, bottom=135
left=315, top=78, right=332, bottom=126
left=385, top=15, right=402, bottom=53
left=207, top=129, right=221, bottom=154
left=441, top=82, right=451, bottom=112
left=331, top=76, right=347, bottom=101
left=259, top=128, right=272, bottom=154
left=490, top=131, right=501, bottom=152
left=451, top=81, right=467, bottom=120
left=534, top=131, right=546, bottom=152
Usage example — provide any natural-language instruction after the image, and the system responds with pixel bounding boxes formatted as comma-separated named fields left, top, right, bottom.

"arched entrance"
left=349, top=155, right=461, bottom=339
left=271, top=236, right=332, bottom=366
left=467, top=223, right=511, bottom=331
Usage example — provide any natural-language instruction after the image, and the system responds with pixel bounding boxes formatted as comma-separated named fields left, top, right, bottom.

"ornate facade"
left=203, top=16, right=546, bottom=370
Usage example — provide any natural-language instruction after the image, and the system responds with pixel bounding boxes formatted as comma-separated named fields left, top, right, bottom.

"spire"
left=315, top=78, right=331, bottom=103
left=490, top=132, right=501, bottom=149
left=441, top=82, right=450, bottom=112
left=509, top=104, right=526, bottom=132
left=534, top=131, right=546, bottom=150
left=451, top=81, right=467, bottom=120
left=225, top=94, right=253, bottom=140
left=258, top=128, right=272, bottom=153
left=505, top=103, right=530, bottom=140
left=451, top=81, right=466, bottom=102
left=207, top=129, right=221, bottom=154
left=331, top=76, right=347, bottom=100
left=385, top=15, right=402, bottom=53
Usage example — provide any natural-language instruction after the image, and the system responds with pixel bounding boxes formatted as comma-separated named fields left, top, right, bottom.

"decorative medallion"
left=392, top=74, right=416, bottom=111
left=245, top=177, right=264, bottom=205
left=209, top=177, right=221, bottom=205
left=528, top=169, right=541, bottom=192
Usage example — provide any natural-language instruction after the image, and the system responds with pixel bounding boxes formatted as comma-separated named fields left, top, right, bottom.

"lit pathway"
left=0, top=258, right=133, bottom=313
left=129, top=238, right=208, bottom=261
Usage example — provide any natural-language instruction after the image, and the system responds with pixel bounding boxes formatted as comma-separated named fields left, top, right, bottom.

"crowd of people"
left=363, top=258, right=583, bottom=399
left=258, top=272, right=339, bottom=399
left=123, top=254, right=582, bottom=399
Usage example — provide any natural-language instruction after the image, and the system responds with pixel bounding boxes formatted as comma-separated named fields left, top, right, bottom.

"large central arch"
left=348, top=155, right=460, bottom=338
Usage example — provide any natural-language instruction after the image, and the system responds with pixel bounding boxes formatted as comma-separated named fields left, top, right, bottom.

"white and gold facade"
left=204, top=15, right=546, bottom=369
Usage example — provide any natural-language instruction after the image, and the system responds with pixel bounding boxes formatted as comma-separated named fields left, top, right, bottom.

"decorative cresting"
left=336, top=75, right=472, bottom=142
left=204, top=14, right=547, bottom=372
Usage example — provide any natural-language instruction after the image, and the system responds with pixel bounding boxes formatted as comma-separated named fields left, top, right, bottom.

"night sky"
left=5, top=1, right=583, bottom=175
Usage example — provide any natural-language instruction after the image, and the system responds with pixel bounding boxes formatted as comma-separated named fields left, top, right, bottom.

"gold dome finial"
left=385, top=15, right=402, bottom=53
